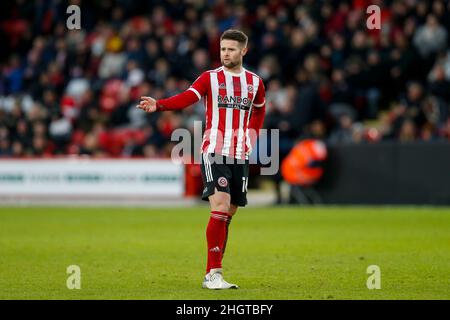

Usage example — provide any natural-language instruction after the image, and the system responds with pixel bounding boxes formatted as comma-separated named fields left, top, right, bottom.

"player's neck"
left=223, top=64, right=244, bottom=75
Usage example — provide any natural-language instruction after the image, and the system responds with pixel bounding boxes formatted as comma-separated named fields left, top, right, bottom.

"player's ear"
left=241, top=47, right=248, bottom=56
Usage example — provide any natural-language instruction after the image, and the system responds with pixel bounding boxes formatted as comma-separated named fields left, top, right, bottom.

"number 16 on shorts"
left=242, top=177, right=248, bottom=193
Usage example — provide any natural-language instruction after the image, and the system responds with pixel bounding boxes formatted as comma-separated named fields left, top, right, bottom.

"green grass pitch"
left=0, top=206, right=449, bottom=299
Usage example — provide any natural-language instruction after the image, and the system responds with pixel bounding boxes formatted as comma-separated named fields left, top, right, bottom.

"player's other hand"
left=137, top=96, right=157, bottom=113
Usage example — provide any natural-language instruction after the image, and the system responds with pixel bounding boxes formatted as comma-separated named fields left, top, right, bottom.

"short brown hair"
left=220, top=29, right=248, bottom=48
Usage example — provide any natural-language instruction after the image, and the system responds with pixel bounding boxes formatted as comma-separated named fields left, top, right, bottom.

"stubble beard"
left=222, top=59, right=240, bottom=69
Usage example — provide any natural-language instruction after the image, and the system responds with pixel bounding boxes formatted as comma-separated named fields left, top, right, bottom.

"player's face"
left=220, top=39, right=247, bottom=69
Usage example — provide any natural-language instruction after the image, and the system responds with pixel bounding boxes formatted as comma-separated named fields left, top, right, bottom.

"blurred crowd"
left=1, top=0, right=450, bottom=158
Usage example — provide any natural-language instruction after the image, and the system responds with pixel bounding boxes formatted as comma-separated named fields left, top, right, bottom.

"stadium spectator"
left=0, top=0, right=449, bottom=160
left=413, top=14, right=448, bottom=59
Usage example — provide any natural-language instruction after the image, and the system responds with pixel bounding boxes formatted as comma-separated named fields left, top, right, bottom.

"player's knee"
left=211, top=196, right=230, bottom=213
left=209, top=190, right=231, bottom=213
left=214, top=201, right=230, bottom=213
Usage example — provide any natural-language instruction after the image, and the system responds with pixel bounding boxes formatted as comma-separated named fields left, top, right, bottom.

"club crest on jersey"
left=219, top=83, right=226, bottom=89
left=218, top=177, right=228, bottom=187
left=247, top=85, right=253, bottom=92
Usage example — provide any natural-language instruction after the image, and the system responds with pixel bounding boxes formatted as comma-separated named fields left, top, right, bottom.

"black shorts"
left=200, top=153, right=249, bottom=207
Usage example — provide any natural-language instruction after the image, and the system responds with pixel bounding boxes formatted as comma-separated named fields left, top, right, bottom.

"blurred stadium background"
left=1, top=0, right=449, bottom=205
left=0, top=0, right=449, bottom=300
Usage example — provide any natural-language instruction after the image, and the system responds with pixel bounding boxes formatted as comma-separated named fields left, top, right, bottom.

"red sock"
left=222, top=217, right=232, bottom=256
left=206, top=211, right=230, bottom=274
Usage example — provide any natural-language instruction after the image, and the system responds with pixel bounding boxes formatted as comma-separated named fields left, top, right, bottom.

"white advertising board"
left=0, top=159, right=184, bottom=197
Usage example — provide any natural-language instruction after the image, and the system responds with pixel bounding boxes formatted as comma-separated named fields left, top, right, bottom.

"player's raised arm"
left=137, top=72, right=209, bottom=113
left=136, top=89, right=199, bottom=113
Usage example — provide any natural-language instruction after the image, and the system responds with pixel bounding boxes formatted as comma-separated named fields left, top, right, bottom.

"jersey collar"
left=222, top=66, right=246, bottom=76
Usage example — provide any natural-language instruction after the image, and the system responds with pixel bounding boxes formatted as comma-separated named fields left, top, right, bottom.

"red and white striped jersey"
left=188, top=66, right=266, bottom=160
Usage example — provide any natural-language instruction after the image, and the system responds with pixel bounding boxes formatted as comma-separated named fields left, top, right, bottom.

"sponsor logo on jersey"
left=217, top=95, right=251, bottom=111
